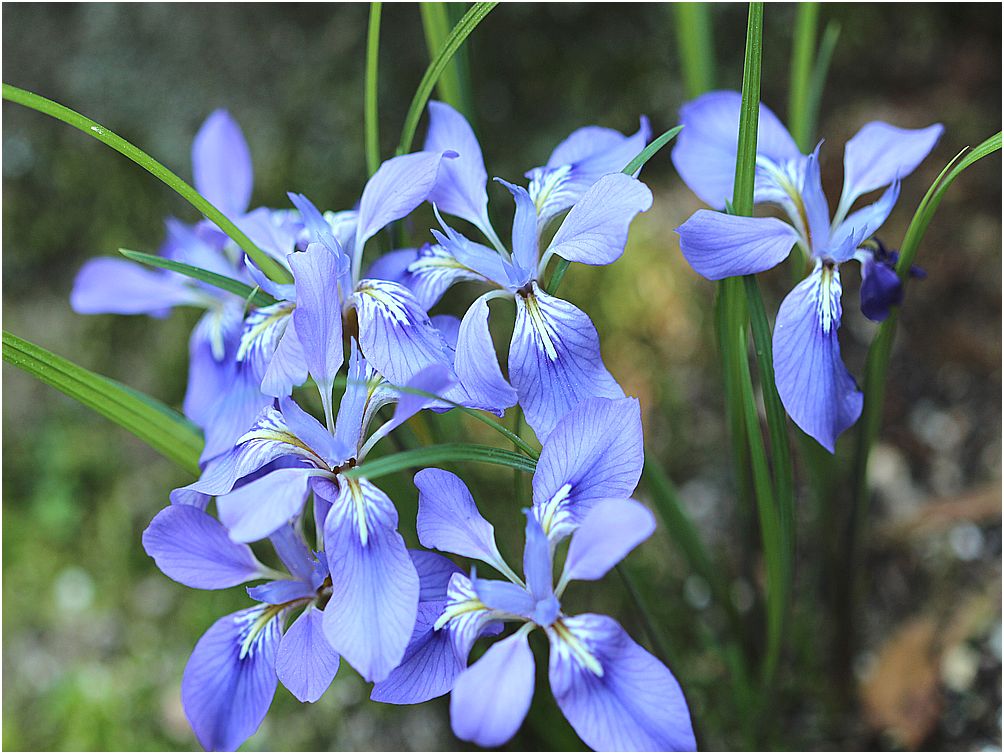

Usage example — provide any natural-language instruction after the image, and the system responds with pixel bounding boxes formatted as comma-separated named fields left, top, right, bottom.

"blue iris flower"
left=672, top=91, right=942, bottom=451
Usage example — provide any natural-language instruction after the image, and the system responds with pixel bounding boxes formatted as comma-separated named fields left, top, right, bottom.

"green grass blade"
left=119, top=249, right=277, bottom=308
left=2, top=83, right=292, bottom=285
left=787, top=2, right=819, bottom=152
left=420, top=3, right=470, bottom=116
left=546, top=125, right=684, bottom=295
left=806, top=20, right=840, bottom=147
left=365, top=2, right=383, bottom=176
left=343, top=443, right=536, bottom=480
left=396, top=2, right=497, bottom=155
left=3, top=331, right=203, bottom=475
left=673, top=3, right=715, bottom=98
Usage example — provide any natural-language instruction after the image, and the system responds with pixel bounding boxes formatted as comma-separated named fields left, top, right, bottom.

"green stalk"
left=2, top=83, right=291, bottom=285
left=420, top=3, right=470, bottom=116
left=673, top=3, right=715, bottom=98
left=343, top=442, right=536, bottom=480
left=806, top=20, right=840, bottom=146
left=396, top=2, right=497, bottom=155
left=787, top=2, right=818, bottom=152
left=364, top=2, right=383, bottom=176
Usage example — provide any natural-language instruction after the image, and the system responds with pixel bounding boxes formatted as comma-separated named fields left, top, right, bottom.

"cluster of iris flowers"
left=70, top=88, right=938, bottom=751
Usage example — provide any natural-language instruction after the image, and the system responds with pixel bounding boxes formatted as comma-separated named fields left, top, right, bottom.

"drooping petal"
left=352, top=279, right=455, bottom=387
left=545, top=173, right=653, bottom=267
left=431, top=314, right=462, bottom=351
left=454, top=294, right=519, bottom=414
left=839, top=121, right=943, bottom=209
left=275, top=607, right=340, bottom=703
left=369, top=601, right=463, bottom=704
left=430, top=209, right=510, bottom=286
left=181, top=606, right=281, bottom=752
left=562, top=498, right=655, bottom=583
left=366, top=244, right=490, bottom=311
left=773, top=264, right=863, bottom=452
left=424, top=101, right=490, bottom=231
left=671, top=90, right=800, bottom=209
left=355, top=150, right=453, bottom=255
left=288, top=243, right=346, bottom=399
left=675, top=210, right=799, bottom=280
left=450, top=631, right=536, bottom=748
left=548, top=614, right=696, bottom=752
left=191, top=109, right=254, bottom=218
left=509, top=283, right=624, bottom=441
left=216, top=467, right=314, bottom=543
left=415, top=468, right=506, bottom=567
left=532, top=397, right=643, bottom=541
left=495, top=178, right=540, bottom=275
left=322, top=478, right=419, bottom=682
left=70, top=258, right=202, bottom=316
left=142, top=505, right=268, bottom=589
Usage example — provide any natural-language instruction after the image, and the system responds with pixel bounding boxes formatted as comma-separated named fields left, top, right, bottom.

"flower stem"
left=364, top=2, right=383, bottom=177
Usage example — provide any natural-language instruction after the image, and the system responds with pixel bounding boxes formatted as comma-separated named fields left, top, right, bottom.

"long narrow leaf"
left=365, top=2, right=383, bottom=176
left=2, top=84, right=292, bottom=285
left=420, top=3, right=470, bottom=116
left=343, top=443, right=536, bottom=480
left=119, top=249, right=277, bottom=308
left=673, top=3, right=716, bottom=98
left=397, top=2, right=497, bottom=155
left=3, top=331, right=203, bottom=474
left=787, top=2, right=819, bottom=152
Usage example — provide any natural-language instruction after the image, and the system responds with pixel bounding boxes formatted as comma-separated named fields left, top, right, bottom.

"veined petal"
left=246, top=578, right=315, bottom=605
left=367, top=244, right=490, bottom=311
left=355, top=150, right=453, bottom=254
left=192, top=109, right=254, bottom=218
left=495, top=178, right=540, bottom=275
left=289, top=243, right=345, bottom=396
left=450, top=631, right=536, bottom=748
left=415, top=468, right=506, bottom=567
left=562, top=498, right=655, bottom=583
left=830, top=180, right=900, bottom=263
left=275, top=607, right=340, bottom=703
left=802, top=146, right=831, bottom=255
left=472, top=579, right=536, bottom=619
left=363, top=363, right=456, bottom=450
left=454, top=294, right=519, bottom=414
left=430, top=211, right=510, bottom=286
left=332, top=340, right=376, bottom=457
left=671, top=90, right=800, bottom=209
left=424, top=101, right=490, bottom=231
left=773, top=264, right=862, bottom=452
left=548, top=614, right=696, bottom=752
left=260, top=316, right=309, bottom=398
left=545, top=173, right=653, bottom=267
left=237, top=300, right=297, bottom=387
left=185, top=303, right=243, bottom=426
left=523, top=515, right=560, bottom=626
left=438, top=572, right=507, bottom=656
left=216, top=467, right=314, bottom=543
left=181, top=606, right=281, bottom=752
left=840, top=121, right=943, bottom=209
left=676, top=210, right=799, bottom=280
left=352, top=279, right=455, bottom=387
left=279, top=396, right=346, bottom=468
left=411, top=549, right=464, bottom=602
left=532, top=397, right=643, bottom=542
left=509, top=283, right=624, bottom=441
left=142, top=505, right=268, bottom=589
left=322, top=478, right=418, bottom=682
left=197, top=366, right=273, bottom=466
left=269, top=522, right=320, bottom=585
left=70, top=258, right=203, bottom=316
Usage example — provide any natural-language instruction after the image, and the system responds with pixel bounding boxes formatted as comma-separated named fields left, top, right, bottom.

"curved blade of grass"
left=365, top=2, right=383, bottom=176
left=806, top=20, right=840, bottom=147
left=3, top=331, right=203, bottom=474
left=343, top=443, right=536, bottom=480
left=673, top=3, right=716, bottom=98
left=420, top=3, right=471, bottom=117
left=119, top=249, right=277, bottom=308
left=397, top=2, right=497, bottom=155
left=546, top=124, right=684, bottom=295
left=2, top=83, right=292, bottom=285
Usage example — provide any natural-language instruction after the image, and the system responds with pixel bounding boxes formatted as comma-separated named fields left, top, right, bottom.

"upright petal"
left=676, top=210, right=799, bottom=280
left=523, top=515, right=560, bottom=626
left=352, top=279, right=455, bottom=387
left=275, top=607, right=340, bottom=703
left=671, top=90, right=800, bottom=209
left=546, top=173, right=653, bottom=267
left=773, top=264, right=863, bottom=452
left=415, top=468, right=506, bottom=567
left=562, top=498, right=655, bottom=583
left=70, top=258, right=202, bottom=316
left=192, top=109, right=254, bottom=218
left=142, top=505, right=268, bottom=589
left=355, top=150, right=453, bottom=254
left=259, top=317, right=309, bottom=398
left=509, top=283, right=624, bottom=441
left=181, top=606, right=281, bottom=752
left=450, top=631, right=536, bottom=748
left=322, top=478, right=419, bottom=682
left=454, top=294, right=519, bottom=413
left=269, top=522, right=320, bottom=584
left=801, top=147, right=831, bottom=255
left=532, top=397, right=643, bottom=541
left=424, top=101, right=490, bottom=231
left=548, top=614, right=696, bottom=752
left=829, top=180, right=900, bottom=262
left=363, top=363, right=456, bottom=450
left=495, top=178, right=540, bottom=275
left=839, top=121, right=943, bottom=209
left=411, top=549, right=464, bottom=602
left=216, top=467, right=314, bottom=543
left=289, top=243, right=345, bottom=401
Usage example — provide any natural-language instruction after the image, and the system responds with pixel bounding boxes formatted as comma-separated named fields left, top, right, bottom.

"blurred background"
left=2, top=3, right=1000, bottom=750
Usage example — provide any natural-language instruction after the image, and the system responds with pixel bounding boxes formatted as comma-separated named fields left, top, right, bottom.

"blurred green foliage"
left=3, top=3, right=1000, bottom=750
